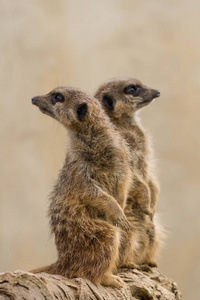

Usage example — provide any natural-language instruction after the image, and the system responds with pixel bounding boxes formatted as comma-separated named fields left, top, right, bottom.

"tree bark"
left=0, top=267, right=182, bottom=300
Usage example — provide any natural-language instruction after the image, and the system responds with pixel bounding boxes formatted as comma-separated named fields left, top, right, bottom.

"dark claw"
left=116, top=217, right=130, bottom=231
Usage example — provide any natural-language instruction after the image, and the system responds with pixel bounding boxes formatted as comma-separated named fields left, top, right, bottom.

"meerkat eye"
left=124, top=85, right=140, bottom=95
left=102, top=95, right=116, bottom=111
left=51, top=93, right=64, bottom=104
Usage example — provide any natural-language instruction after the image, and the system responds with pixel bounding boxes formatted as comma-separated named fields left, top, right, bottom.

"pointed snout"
left=152, top=89, right=160, bottom=98
left=31, top=96, right=38, bottom=105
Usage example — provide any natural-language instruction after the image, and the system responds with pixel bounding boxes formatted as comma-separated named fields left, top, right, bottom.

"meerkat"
left=30, top=87, right=132, bottom=288
left=94, top=78, right=162, bottom=267
left=94, top=78, right=160, bottom=217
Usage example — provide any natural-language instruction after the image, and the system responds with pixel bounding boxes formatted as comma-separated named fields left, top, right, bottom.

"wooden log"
left=0, top=267, right=182, bottom=300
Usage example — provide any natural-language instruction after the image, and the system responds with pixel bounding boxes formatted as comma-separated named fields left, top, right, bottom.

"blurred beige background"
left=0, top=0, right=200, bottom=298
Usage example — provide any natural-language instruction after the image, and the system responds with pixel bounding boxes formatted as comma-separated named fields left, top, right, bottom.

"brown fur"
left=94, top=78, right=162, bottom=267
left=30, top=87, right=132, bottom=288
left=119, top=201, right=163, bottom=268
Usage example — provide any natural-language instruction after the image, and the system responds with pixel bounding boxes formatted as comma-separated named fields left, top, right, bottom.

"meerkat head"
left=94, top=78, right=160, bottom=119
left=31, top=87, right=94, bottom=130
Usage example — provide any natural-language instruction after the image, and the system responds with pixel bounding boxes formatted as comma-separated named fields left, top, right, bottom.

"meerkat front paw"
left=143, top=208, right=153, bottom=220
left=107, top=204, right=130, bottom=230
left=114, top=217, right=130, bottom=230
left=112, top=211, right=130, bottom=231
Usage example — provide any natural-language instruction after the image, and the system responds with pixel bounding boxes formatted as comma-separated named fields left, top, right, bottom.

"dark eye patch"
left=102, top=94, right=116, bottom=111
left=124, top=85, right=140, bottom=96
left=76, top=102, right=88, bottom=121
left=51, top=93, right=64, bottom=105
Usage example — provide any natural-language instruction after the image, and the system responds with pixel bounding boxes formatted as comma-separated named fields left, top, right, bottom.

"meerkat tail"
left=29, top=263, right=56, bottom=274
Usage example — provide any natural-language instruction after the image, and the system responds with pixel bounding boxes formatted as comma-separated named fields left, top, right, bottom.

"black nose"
left=153, top=90, right=160, bottom=98
left=31, top=96, right=38, bottom=104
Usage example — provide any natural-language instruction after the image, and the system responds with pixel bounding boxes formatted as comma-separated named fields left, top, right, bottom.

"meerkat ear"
left=76, top=102, right=88, bottom=121
left=102, top=95, right=116, bottom=111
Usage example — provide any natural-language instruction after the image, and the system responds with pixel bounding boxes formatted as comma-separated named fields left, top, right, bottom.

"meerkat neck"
left=112, top=112, right=140, bottom=128
left=67, top=120, right=117, bottom=155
